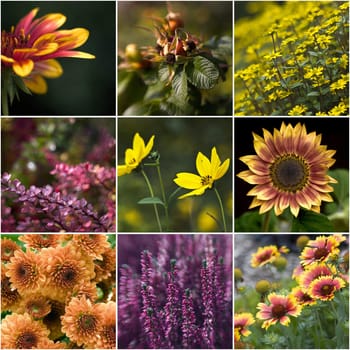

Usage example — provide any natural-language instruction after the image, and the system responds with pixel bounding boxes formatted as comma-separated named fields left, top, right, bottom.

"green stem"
left=141, top=169, right=162, bottom=232
left=262, top=211, right=271, bottom=232
left=214, top=187, right=227, bottom=232
left=155, top=161, right=169, bottom=230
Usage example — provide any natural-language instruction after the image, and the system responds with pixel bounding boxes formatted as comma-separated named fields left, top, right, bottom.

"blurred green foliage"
left=118, top=118, right=232, bottom=232
left=2, top=1, right=115, bottom=115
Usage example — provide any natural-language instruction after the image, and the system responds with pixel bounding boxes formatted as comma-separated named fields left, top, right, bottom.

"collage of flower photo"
left=1, top=1, right=349, bottom=350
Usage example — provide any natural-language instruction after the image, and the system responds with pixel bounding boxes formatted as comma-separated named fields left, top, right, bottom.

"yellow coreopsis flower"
left=118, top=133, right=155, bottom=176
left=173, top=147, right=230, bottom=199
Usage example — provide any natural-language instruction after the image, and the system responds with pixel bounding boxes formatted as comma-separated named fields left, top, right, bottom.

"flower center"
left=314, top=247, right=329, bottom=260
left=270, top=154, right=309, bottom=192
left=271, top=304, right=286, bottom=318
left=201, top=175, right=213, bottom=187
left=54, top=264, right=78, bottom=288
left=78, top=314, right=98, bottom=334
left=16, top=332, right=37, bottom=349
left=1, top=28, right=31, bottom=59
left=320, top=284, right=334, bottom=296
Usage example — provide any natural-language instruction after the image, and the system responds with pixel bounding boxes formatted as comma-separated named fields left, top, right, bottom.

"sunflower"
left=72, top=234, right=110, bottom=260
left=1, top=313, right=51, bottom=349
left=256, top=293, right=302, bottom=329
left=1, top=238, right=20, bottom=262
left=95, top=301, right=116, bottom=349
left=1, top=267, right=21, bottom=311
left=40, top=245, right=95, bottom=302
left=61, top=296, right=104, bottom=347
left=237, top=122, right=337, bottom=217
left=19, top=234, right=60, bottom=249
left=309, top=275, right=345, bottom=301
left=94, top=246, right=116, bottom=282
left=6, top=249, right=44, bottom=295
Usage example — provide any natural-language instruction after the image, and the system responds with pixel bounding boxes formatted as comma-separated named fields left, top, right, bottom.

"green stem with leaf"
left=141, top=169, right=162, bottom=232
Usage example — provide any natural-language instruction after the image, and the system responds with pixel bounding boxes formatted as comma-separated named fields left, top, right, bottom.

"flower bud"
left=125, top=44, right=142, bottom=62
left=272, top=256, right=287, bottom=271
left=234, top=268, right=243, bottom=282
left=296, top=235, right=310, bottom=250
left=255, top=279, right=271, bottom=294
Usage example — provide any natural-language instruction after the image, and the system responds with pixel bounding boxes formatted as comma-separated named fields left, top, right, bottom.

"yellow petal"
left=174, top=172, right=202, bottom=189
left=23, top=74, right=47, bottom=94
left=36, top=59, right=63, bottom=78
left=215, top=158, right=230, bottom=180
left=196, top=151, right=211, bottom=177
left=178, top=185, right=209, bottom=199
left=13, top=59, right=34, bottom=77
left=118, top=165, right=131, bottom=176
left=1, top=55, right=15, bottom=64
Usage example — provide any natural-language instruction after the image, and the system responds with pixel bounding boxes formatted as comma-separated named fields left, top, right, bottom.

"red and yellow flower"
left=1, top=7, right=95, bottom=94
left=256, top=293, right=302, bottom=329
left=251, top=245, right=289, bottom=268
left=309, top=275, right=346, bottom=301
left=234, top=312, right=255, bottom=341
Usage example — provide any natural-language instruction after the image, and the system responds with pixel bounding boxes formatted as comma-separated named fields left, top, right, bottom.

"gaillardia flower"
left=1, top=7, right=95, bottom=94
left=234, top=312, right=255, bottom=341
left=251, top=245, right=289, bottom=268
left=174, top=147, right=230, bottom=199
left=118, top=133, right=155, bottom=176
left=237, top=122, right=337, bottom=217
left=300, top=235, right=345, bottom=266
left=309, top=275, right=345, bottom=301
left=256, top=293, right=301, bottom=329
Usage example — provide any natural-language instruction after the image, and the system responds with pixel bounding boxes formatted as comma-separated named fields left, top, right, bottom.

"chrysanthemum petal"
left=35, top=59, right=63, bottom=78
left=14, top=8, right=40, bottom=36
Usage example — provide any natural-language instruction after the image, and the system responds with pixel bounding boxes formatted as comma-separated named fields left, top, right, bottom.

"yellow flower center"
left=271, top=304, right=286, bottom=318
left=270, top=154, right=309, bottom=192
left=201, top=175, right=213, bottom=187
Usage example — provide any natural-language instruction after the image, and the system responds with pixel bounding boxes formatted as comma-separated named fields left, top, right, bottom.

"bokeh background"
left=118, top=117, right=232, bottom=232
left=235, top=117, right=349, bottom=219
left=2, top=1, right=116, bottom=115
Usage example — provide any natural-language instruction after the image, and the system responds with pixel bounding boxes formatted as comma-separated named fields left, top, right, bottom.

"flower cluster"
left=235, top=234, right=348, bottom=349
left=1, top=234, right=116, bottom=349
left=235, top=1, right=349, bottom=115
left=118, top=235, right=232, bottom=349
left=1, top=168, right=115, bottom=232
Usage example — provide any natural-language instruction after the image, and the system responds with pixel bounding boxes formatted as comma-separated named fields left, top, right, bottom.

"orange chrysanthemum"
left=1, top=313, right=51, bottom=349
left=61, top=296, right=104, bottom=347
left=19, top=234, right=60, bottom=249
left=6, top=248, right=44, bottom=295
left=96, top=301, right=116, bottom=349
left=66, top=281, right=98, bottom=303
left=309, top=275, right=346, bottom=301
left=40, top=245, right=95, bottom=302
left=300, top=235, right=345, bottom=266
left=2, top=7, right=95, bottom=94
left=1, top=238, right=21, bottom=262
left=94, top=246, right=116, bottom=282
left=234, top=312, right=255, bottom=341
left=1, top=267, right=21, bottom=311
left=256, top=293, right=302, bottom=329
left=237, top=122, right=337, bottom=217
left=18, top=294, right=51, bottom=319
left=72, top=234, right=111, bottom=260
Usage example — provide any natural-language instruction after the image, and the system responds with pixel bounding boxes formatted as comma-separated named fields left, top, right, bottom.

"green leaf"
left=291, top=210, right=334, bottom=232
left=307, top=91, right=320, bottom=96
left=185, top=56, right=219, bottom=89
left=329, top=168, right=349, bottom=205
left=158, top=63, right=172, bottom=84
left=13, top=75, right=32, bottom=95
left=138, top=197, right=164, bottom=206
left=171, top=66, right=188, bottom=106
